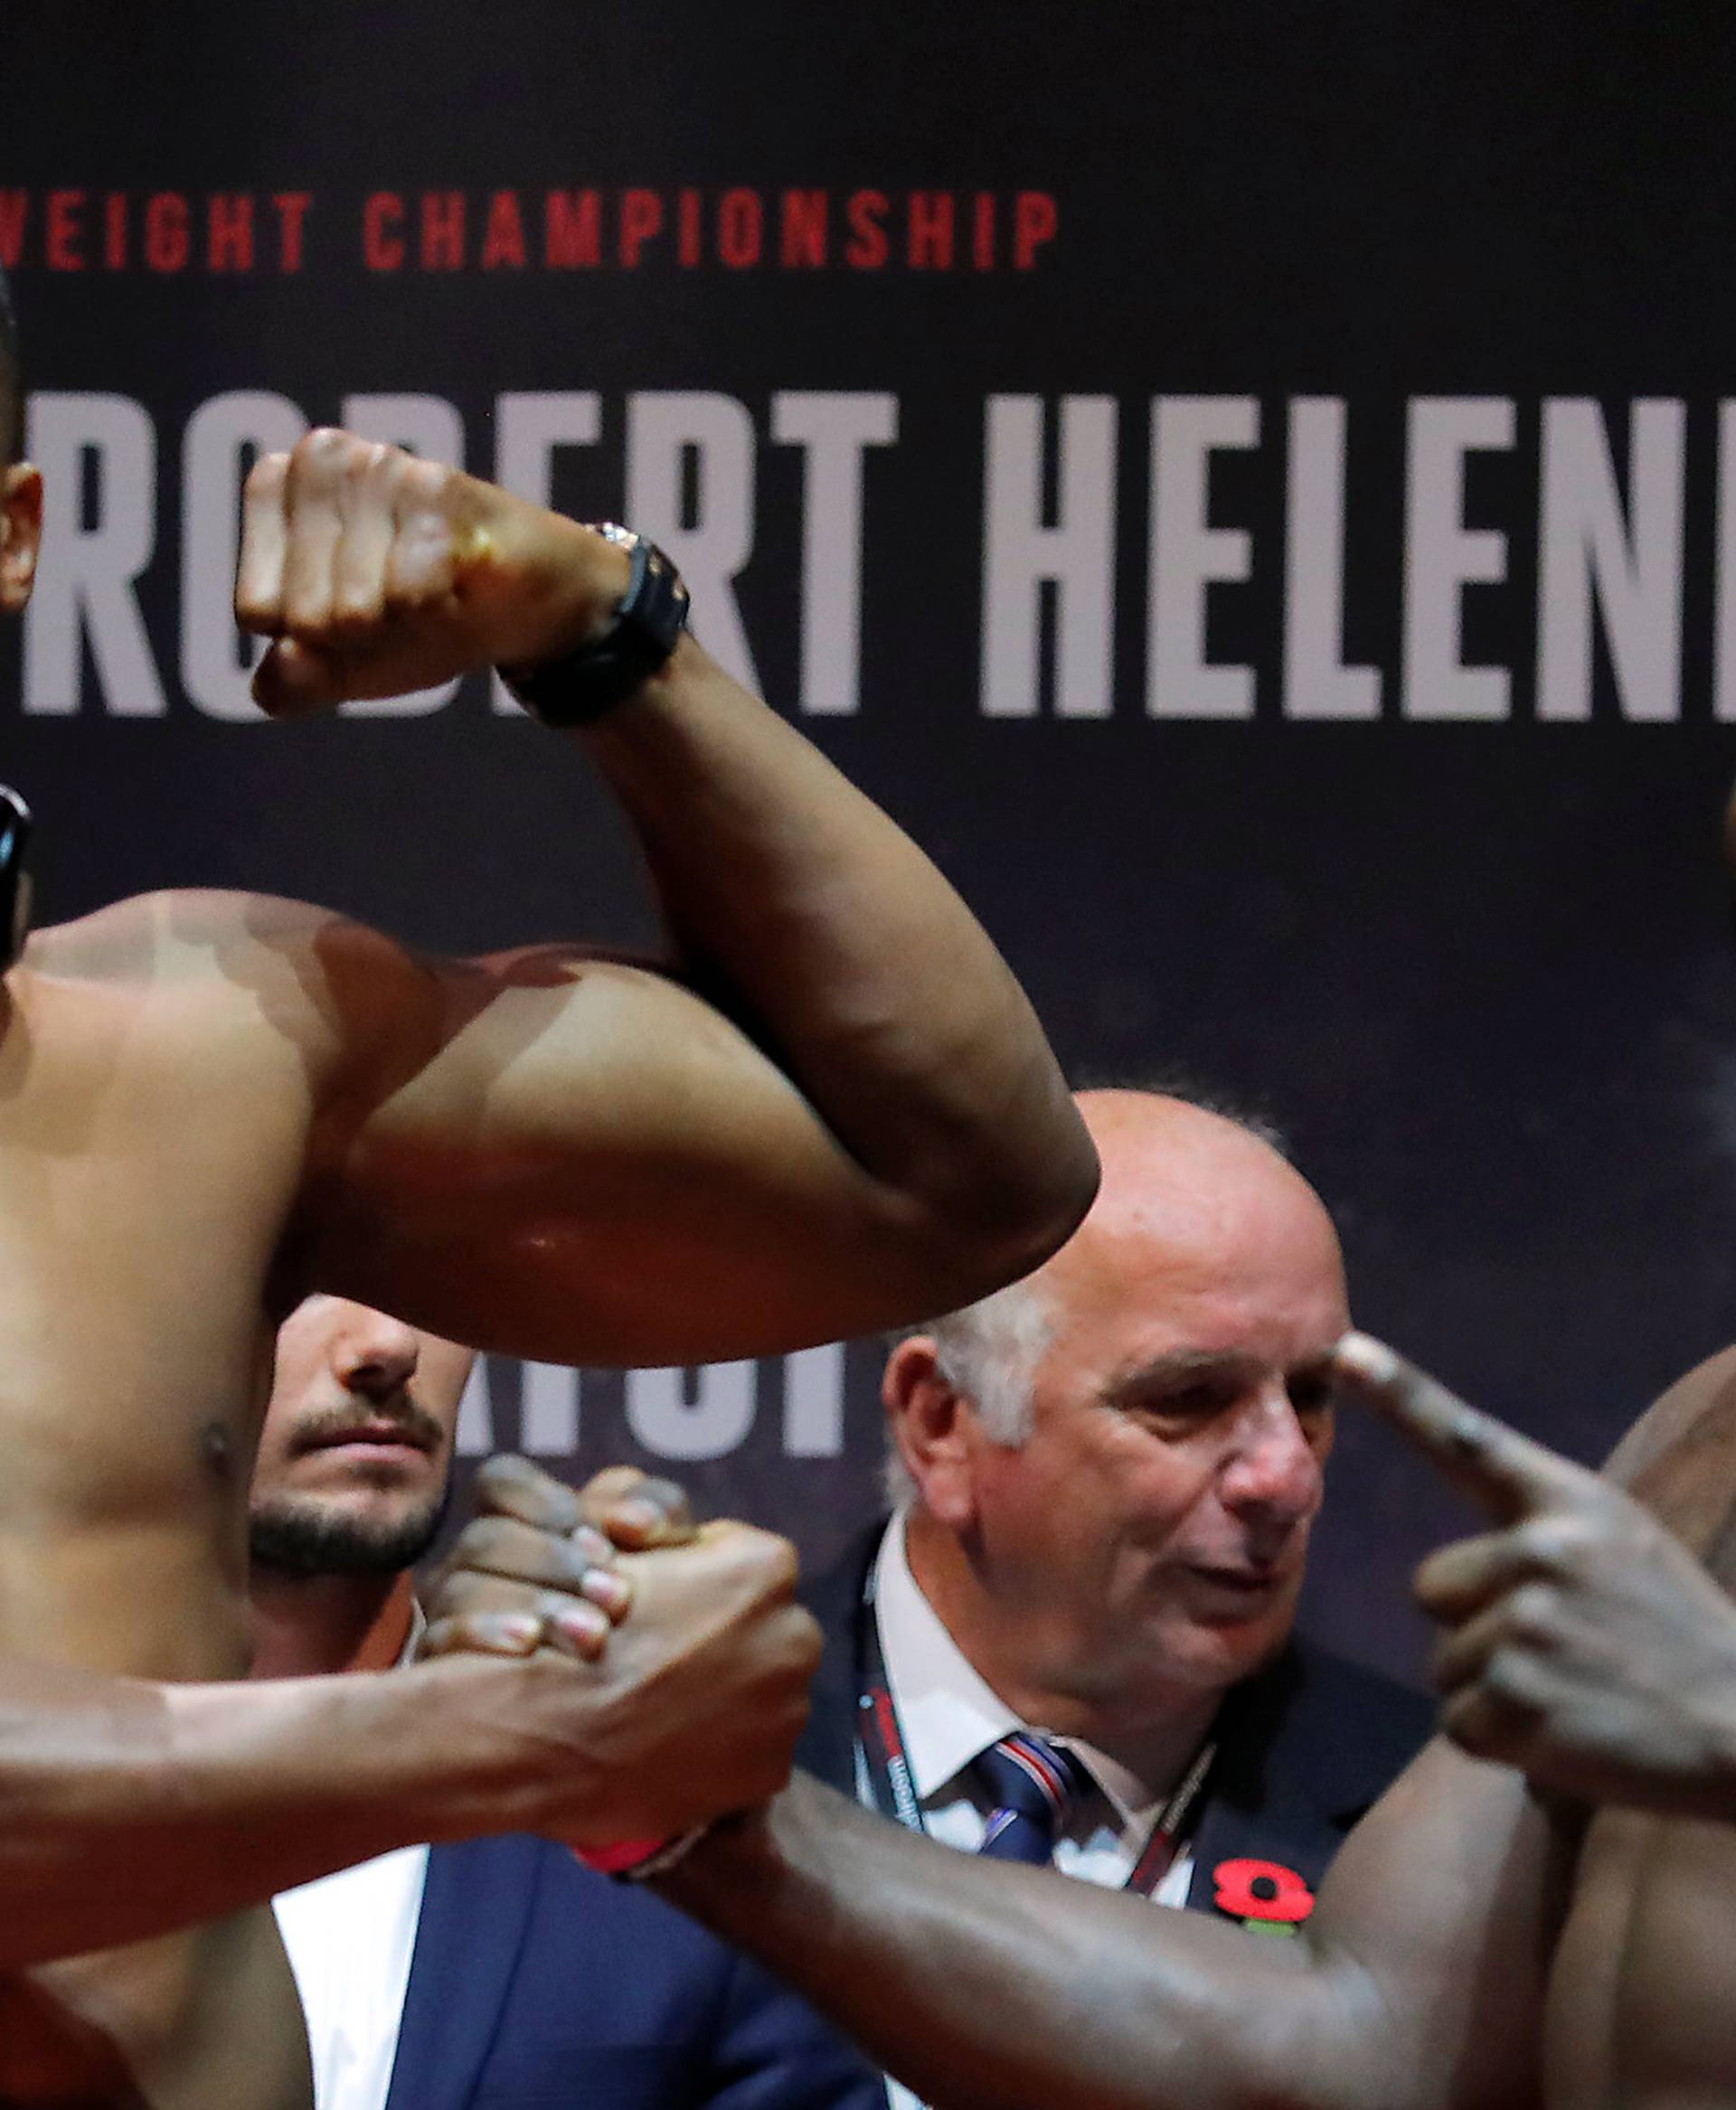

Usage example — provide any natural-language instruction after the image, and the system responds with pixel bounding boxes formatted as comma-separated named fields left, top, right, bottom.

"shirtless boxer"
left=0, top=268, right=1095, bottom=2109
left=617, top=1330, right=1736, bottom=2110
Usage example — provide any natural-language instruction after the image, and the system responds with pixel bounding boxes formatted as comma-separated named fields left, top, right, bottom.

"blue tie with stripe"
left=973, top=1732, right=1089, bottom=1866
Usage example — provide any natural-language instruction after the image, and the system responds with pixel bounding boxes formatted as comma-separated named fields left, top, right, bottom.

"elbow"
left=910, top=1105, right=1099, bottom=1316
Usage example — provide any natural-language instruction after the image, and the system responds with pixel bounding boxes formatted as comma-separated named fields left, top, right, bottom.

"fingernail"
left=611, top=1498, right=664, bottom=1535
left=497, top=1613, right=543, bottom=1649
left=571, top=1526, right=612, bottom=1565
left=1333, top=1331, right=1393, bottom=1381
left=554, top=1605, right=609, bottom=1649
left=580, top=1569, right=631, bottom=1617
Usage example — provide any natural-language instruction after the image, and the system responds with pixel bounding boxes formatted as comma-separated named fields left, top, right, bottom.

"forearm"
left=580, top=633, right=1095, bottom=1307
left=659, top=1774, right=1372, bottom=2110
left=0, top=1655, right=524, bottom=1967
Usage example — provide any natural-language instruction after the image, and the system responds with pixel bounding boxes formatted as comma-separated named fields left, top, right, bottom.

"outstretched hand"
left=1332, top=1331, right=1736, bottom=1818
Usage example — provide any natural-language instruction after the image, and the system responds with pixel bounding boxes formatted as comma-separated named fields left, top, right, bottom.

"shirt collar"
left=873, top=1511, right=1161, bottom=1832
left=873, top=1509, right=1020, bottom=1803
left=398, top=1597, right=428, bottom=1669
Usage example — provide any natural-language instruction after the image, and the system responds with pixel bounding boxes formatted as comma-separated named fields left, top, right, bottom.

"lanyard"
left=854, top=1568, right=1217, bottom=1899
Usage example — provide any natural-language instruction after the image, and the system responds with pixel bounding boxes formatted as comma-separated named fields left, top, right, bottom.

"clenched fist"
left=234, top=429, right=630, bottom=716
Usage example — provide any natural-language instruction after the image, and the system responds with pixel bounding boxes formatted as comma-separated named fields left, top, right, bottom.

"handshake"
left=412, top=1457, right=820, bottom=1858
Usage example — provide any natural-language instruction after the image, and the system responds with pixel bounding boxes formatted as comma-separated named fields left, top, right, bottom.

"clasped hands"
left=420, top=1455, right=820, bottom=1852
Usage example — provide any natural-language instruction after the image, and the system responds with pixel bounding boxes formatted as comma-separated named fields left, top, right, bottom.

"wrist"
left=531, top=523, right=635, bottom=659
left=498, top=527, right=689, bottom=728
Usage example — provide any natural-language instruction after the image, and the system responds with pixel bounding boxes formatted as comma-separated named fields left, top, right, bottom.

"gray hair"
left=882, top=1277, right=1054, bottom=1510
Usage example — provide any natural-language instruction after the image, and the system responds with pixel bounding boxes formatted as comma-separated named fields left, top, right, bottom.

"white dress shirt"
left=867, top=1511, right=1197, bottom=2110
left=274, top=1843, right=428, bottom=2110
left=272, top=1607, right=429, bottom=2110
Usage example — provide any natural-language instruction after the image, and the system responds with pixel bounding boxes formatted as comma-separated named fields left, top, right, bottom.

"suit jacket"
left=383, top=1832, right=884, bottom=2110
left=797, top=1521, right=1434, bottom=1926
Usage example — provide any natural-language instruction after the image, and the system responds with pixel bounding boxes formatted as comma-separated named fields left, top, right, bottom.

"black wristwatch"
left=498, top=525, right=690, bottom=727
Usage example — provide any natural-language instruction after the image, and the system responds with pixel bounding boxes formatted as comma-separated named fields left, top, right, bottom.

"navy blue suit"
left=797, top=1523, right=1433, bottom=1927
left=382, top=1832, right=882, bottom=2110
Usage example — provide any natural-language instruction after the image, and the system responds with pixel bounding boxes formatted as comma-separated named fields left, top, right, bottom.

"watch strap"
left=499, top=531, right=690, bottom=727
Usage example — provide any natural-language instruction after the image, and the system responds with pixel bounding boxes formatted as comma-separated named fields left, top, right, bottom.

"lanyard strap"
left=854, top=1568, right=1216, bottom=1899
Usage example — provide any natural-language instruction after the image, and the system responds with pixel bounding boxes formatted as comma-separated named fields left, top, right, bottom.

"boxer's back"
left=0, top=892, right=323, bottom=2107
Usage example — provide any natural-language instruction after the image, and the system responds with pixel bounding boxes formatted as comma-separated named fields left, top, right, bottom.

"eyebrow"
left=1100, top=1349, right=1267, bottom=1403
left=1100, top=1346, right=1337, bottom=1410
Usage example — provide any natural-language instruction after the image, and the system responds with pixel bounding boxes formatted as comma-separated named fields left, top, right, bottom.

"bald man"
left=794, top=1091, right=1428, bottom=2105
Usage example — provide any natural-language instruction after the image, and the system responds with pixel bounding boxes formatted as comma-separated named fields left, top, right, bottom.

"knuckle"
left=476, top=1451, right=535, bottom=1496
left=300, top=426, right=353, bottom=466
left=788, top=1606, right=823, bottom=1676
left=635, top=1475, right=692, bottom=1519
left=450, top=1516, right=512, bottom=1568
left=583, top=1465, right=646, bottom=1503
left=327, top=587, right=383, bottom=634
left=1513, top=1520, right=1572, bottom=1576
left=243, top=453, right=288, bottom=499
left=761, top=1533, right=801, bottom=1596
left=1482, top=1646, right=1545, bottom=1709
left=1505, top=1583, right=1561, bottom=1647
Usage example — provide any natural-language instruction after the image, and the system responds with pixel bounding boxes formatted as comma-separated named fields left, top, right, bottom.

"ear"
left=0, top=463, right=42, bottom=617
left=882, top=1335, right=979, bottom=1529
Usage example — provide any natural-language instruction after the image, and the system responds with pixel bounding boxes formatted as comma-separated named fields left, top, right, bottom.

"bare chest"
left=1549, top=1808, right=1736, bottom=2110
left=0, top=982, right=313, bottom=1673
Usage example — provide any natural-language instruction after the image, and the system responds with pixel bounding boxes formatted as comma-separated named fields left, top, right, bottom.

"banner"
left=5, top=3, right=1732, bottom=1681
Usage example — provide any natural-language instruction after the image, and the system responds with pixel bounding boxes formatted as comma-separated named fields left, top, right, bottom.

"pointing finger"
left=1330, top=1332, right=1597, bottom=1524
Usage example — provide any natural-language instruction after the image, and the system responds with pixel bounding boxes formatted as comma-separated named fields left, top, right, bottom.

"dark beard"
left=249, top=1484, right=452, bottom=1578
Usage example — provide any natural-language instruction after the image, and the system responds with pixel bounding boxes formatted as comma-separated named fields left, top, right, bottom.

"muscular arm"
left=661, top=1753, right=1561, bottom=2110
left=0, top=1652, right=520, bottom=1968
left=224, top=432, right=1094, bottom=1361
left=0, top=1517, right=816, bottom=1968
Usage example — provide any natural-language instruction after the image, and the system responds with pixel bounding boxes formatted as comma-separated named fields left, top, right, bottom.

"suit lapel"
left=382, top=1834, right=544, bottom=2110
left=797, top=1521, right=885, bottom=1794
left=1183, top=1644, right=1423, bottom=1933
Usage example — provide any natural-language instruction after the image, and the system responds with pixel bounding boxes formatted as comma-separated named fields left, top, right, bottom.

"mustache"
left=290, top=1393, right=447, bottom=1454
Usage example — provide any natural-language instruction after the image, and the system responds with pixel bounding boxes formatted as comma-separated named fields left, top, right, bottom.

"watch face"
left=0, top=785, right=33, bottom=973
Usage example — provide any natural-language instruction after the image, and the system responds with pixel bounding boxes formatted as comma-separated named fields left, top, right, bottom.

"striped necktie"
left=972, top=1731, right=1090, bottom=1866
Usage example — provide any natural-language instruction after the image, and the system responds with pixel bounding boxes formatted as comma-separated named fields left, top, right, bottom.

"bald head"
left=1042, top=1088, right=1344, bottom=1325
left=913, top=1090, right=1344, bottom=1452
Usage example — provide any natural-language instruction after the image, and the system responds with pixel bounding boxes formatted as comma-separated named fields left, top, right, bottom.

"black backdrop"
left=6, top=2, right=1736, bottom=1683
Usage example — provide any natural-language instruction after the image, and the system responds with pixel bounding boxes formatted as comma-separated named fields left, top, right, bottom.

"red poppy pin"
left=1211, top=1857, right=1316, bottom=1936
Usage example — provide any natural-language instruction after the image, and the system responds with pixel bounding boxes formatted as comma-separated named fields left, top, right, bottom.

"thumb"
left=252, top=636, right=348, bottom=718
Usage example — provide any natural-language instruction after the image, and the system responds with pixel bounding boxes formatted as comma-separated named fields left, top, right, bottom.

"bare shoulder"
left=30, top=889, right=369, bottom=979
left=1605, top=1345, right=1736, bottom=1554
left=23, top=888, right=442, bottom=1079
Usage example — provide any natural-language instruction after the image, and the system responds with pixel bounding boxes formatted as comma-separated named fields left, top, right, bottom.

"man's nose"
left=1218, top=1389, right=1325, bottom=1540
left=331, top=1302, right=422, bottom=1399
